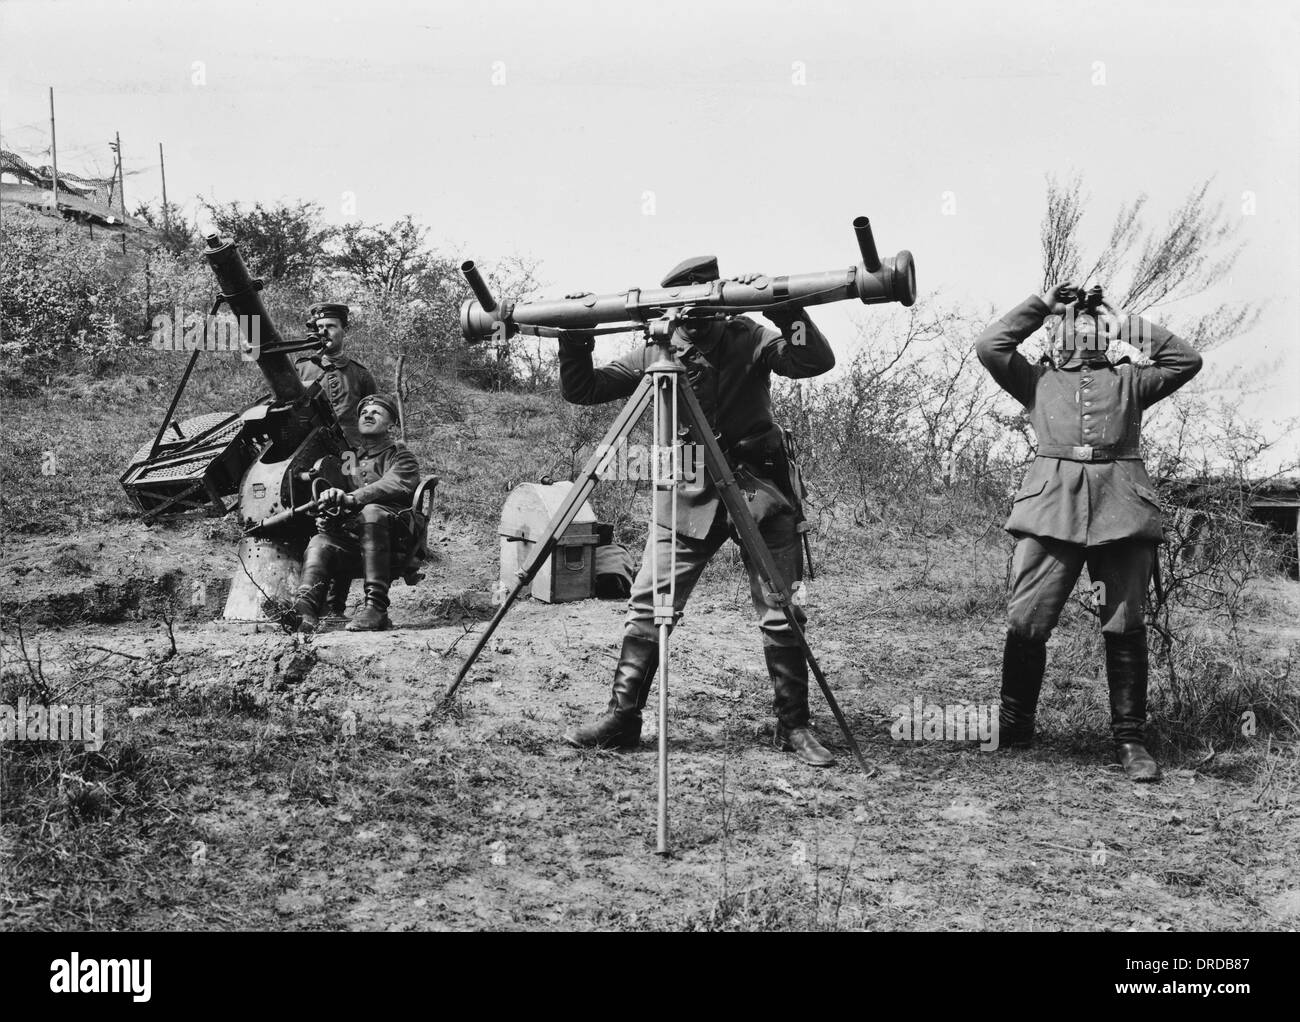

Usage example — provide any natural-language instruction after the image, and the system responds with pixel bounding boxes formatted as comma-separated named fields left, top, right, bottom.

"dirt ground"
left=2, top=514, right=1298, bottom=932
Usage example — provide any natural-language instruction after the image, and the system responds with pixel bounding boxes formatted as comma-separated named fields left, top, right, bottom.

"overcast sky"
left=3, top=0, right=1297, bottom=466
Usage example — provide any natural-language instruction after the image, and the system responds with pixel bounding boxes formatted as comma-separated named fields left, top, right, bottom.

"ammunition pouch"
left=726, top=423, right=785, bottom=478
left=725, top=423, right=808, bottom=527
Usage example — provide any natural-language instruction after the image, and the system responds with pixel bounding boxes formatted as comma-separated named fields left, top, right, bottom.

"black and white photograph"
left=1, top=0, right=1297, bottom=958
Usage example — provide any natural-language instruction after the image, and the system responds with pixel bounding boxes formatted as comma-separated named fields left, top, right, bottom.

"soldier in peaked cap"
left=292, top=394, right=421, bottom=633
left=555, top=255, right=840, bottom=767
left=297, top=302, right=380, bottom=616
left=296, top=302, right=378, bottom=451
left=976, top=283, right=1202, bottom=781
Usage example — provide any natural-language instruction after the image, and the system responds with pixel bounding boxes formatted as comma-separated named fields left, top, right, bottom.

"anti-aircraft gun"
left=200, top=234, right=356, bottom=619
left=119, top=235, right=351, bottom=619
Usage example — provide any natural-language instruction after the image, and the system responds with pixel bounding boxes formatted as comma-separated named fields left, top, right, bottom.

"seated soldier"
left=292, top=394, right=420, bottom=633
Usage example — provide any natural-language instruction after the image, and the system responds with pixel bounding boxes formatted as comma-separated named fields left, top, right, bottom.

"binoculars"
left=1058, top=285, right=1105, bottom=312
left=458, top=216, right=917, bottom=343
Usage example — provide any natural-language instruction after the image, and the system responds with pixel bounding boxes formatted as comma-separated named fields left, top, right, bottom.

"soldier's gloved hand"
left=764, top=305, right=806, bottom=327
left=766, top=304, right=808, bottom=331
left=319, top=488, right=358, bottom=509
left=557, top=329, right=596, bottom=353
left=1039, top=282, right=1075, bottom=315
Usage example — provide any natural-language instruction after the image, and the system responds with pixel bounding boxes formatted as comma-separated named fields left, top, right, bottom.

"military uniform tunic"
left=977, top=295, right=1203, bottom=546
left=345, top=438, right=421, bottom=511
left=559, top=312, right=834, bottom=658
left=976, top=295, right=1203, bottom=640
left=560, top=313, right=834, bottom=539
left=297, top=354, right=378, bottom=449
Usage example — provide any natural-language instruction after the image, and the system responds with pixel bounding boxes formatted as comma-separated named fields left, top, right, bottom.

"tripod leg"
left=650, top=369, right=681, bottom=857
left=441, top=375, right=656, bottom=704
left=657, top=623, right=669, bottom=854
left=675, top=379, right=872, bottom=776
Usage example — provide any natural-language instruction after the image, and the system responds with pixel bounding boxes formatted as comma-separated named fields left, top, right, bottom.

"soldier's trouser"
left=623, top=475, right=808, bottom=726
left=1004, top=535, right=1155, bottom=745
left=297, top=506, right=408, bottom=610
left=1006, top=536, right=1153, bottom=641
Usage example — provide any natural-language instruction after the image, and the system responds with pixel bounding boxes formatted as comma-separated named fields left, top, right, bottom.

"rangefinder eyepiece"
left=462, top=261, right=498, bottom=314
left=853, top=216, right=882, bottom=273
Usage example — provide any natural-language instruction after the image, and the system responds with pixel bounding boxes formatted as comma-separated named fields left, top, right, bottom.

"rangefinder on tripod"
left=457, top=215, right=917, bottom=343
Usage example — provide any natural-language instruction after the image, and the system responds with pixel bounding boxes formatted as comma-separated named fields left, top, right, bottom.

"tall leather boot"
left=348, top=516, right=392, bottom=631
left=1105, top=631, right=1160, bottom=782
left=325, top=575, right=352, bottom=617
left=767, top=645, right=835, bottom=767
left=348, top=581, right=390, bottom=631
left=293, top=543, right=334, bottom=633
left=564, top=634, right=659, bottom=749
left=999, top=632, right=1047, bottom=748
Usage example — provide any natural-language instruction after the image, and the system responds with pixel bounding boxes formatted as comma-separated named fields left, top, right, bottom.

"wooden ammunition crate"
left=499, top=481, right=600, bottom=603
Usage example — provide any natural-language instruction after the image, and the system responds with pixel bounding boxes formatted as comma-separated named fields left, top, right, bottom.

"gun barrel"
left=203, top=234, right=305, bottom=402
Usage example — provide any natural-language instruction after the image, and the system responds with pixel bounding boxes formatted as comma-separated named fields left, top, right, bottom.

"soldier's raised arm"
left=975, top=287, right=1067, bottom=407
left=718, top=273, right=833, bottom=379
left=557, top=330, right=645, bottom=405
left=1111, top=304, right=1203, bottom=409
left=755, top=307, right=836, bottom=378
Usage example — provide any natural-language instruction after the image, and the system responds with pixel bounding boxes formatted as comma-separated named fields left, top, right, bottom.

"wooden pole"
left=48, top=88, right=59, bottom=211
left=116, top=130, right=126, bottom=253
left=159, top=142, right=169, bottom=230
left=395, top=355, right=407, bottom=441
left=115, top=131, right=125, bottom=216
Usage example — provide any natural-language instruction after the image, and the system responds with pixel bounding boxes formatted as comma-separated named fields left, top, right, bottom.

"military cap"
left=307, top=302, right=350, bottom=328
left=358, top=393, right=400, bottom=425
left=661, top=256, right=719, bottom=288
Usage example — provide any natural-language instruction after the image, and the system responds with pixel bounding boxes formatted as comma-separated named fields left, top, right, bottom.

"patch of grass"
left=0, top=737, right=186, bottom=929
left=0, top=681, right=472, bottom=930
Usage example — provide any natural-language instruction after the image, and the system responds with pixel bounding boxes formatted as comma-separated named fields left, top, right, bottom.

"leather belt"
left=1036, top=444, right=1141, bottom=462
